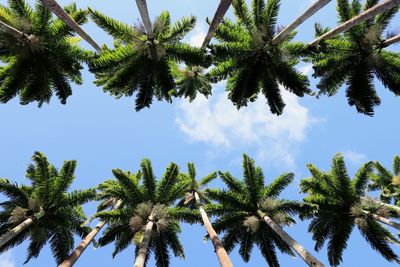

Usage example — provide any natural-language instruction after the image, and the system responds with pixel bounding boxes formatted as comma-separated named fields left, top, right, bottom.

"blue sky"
left=0, top=0, right=400, bottom=266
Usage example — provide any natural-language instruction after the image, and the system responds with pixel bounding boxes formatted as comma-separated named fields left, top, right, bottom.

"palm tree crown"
left=209, top=0, right=311, bottom=115
left=0, top=152, right=96, bottom=264
left=0, top=0, right=90, bottom=106
left=88, top=9, right=208, bottom=111
left=369, top=156, right=400, bottom=204
left=309, top=0, right=400, bottom=116
left=207, top=154, right=314, bottom=266
left=301, top=154, right=400, bottom=266
left=95, top=159, right=197, bottom=266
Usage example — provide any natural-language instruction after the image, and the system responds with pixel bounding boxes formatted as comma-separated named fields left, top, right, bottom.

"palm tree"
left=309, top=0, right=400, bottom=45
left=369, top=156, right=400, bottom=208
left=94, top=159, right=198, bottom=267
left=88, top=9, right=207, bottom=111
left=201, top=0, right=232, bottom=49
left=39, top=0, right=101, bottom=50
left=301, top=153, right=400, bottom=266
left=179, top=163, right=233, bottom=267
left=207, top=154, right=324, bottom=267
left=209, top=0, right=311, bottom=115
left=173, top=0, right=233, bottom=102
left=271, top=0, right=331, bottom=45
left=0, top=152, right=96, bottom=264
left=0, top=0, right=90, bottom=106
left=308, top=0, right=400, bottom=116
left=59, top=199, right=123, bottom=267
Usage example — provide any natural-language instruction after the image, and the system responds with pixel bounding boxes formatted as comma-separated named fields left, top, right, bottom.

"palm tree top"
left=88, top=9, right=208, bottom=111
left=369, top=155, right=400, bottom=203
left=206, top=154, right=314, bottom=266
left=95, top=158, right=198, bottom=262
left=178, top=162, right=217, bottom=207
left=301, top=153, right=400, bottom=266
left=0, top=0, right=91, bottom=106
left=309, top=0, right=400, bottom=116
left=209, top=0, right=311, bottom=115
left=0, top=152, right=96, bottom=264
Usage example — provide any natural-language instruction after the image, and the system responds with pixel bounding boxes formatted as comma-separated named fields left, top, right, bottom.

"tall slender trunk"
left=0, top=21, right=26, bottom=40
left=0, top=210, right=45, bottom=249
left=134, top=0, right=157, bottom=59
left=382, top=34, right=400, bottom=47
left=378, top=201, right=400, bottom=213
left=133, top=210, right=154, bottom=267
left=361, top=197, right=400, bottom=214
left=309, top=0, right=400, bottom=46
left=272, top=0, right=331, bottom=45
left=371, top=213, right=400, bottom=230
left=361, top=210, right=400, bottom=231
left=39, top=0, right=101, bottom=51
left=194, top=192, right=233, bottom=267
left=201, top=0, right=232, bottom=49
left=58, top=200, right=123, bottom=267
left=257, top=210, right=325, bottom=267
left=134, top=0, right=153, bottom=39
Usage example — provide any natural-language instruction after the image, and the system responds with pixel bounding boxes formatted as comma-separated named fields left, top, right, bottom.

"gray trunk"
left=58, top=200, right=123, bottom=267
left=361, top=197, right=400, bottom=214
left=134, top=0, right=154, bottom=39
left=309, top=0, right=400, bottom=46
left=39, top=0, right=101, bottom=51
left=195, top=192, right=233, bottom=267
left=272, top=0, right=331, bottom=45
left=257, top=210, right=325, bottom=267
left=0, top=211, right=45, bottom=249
left=0, top=21, right=26, bottom=40
left=133, top=211, right=154, bottom=267
left=134, top=0, right=158, bottom=59
left=382, top=34, right=400, bottom=47
left=362, top=210, right=400, bottom=231
left=201, top=0, right=232, bottom=49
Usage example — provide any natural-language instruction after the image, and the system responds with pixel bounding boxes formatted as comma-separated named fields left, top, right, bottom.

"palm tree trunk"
left=134, top=0, right=153, bottom=39
left=133, top=211, right=155, bottom=267
left=272, top=0, right=331, bottom=45
left=361, top=197, right=400, bottom=213
left=58, top=200, right=123, bottom=267
left=257, top=210, right=325, bottom=267
left=309, top=0, right=400, bottom=46
left=361, top=210, right=400, bottom=230
left=0, top=21, right=27, bottom=40
left=39, top=0, right=101, bottom=51
left=0, top=210, right=45, bottom=249
left=194, top=192, right=233, bottom=267
left=134, top=0, right=157, bottom=59
left=201, top=0, right=232, bottom=49
left=382, top=34, right=400, bottom=47
left=371, top=213, right=400, bottom=230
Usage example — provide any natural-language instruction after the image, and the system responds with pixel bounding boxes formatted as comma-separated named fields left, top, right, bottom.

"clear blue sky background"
left=0, top=0, right=399, bottom=266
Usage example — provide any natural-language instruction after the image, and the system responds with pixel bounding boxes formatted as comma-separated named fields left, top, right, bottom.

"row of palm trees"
left=1, top=152, right=399, bottom=267
left=0, top=0, right=399, bottom=115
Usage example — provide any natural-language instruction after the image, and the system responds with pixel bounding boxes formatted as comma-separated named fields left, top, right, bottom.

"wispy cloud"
left=188, top=23, right=207, bottom=47
left=175, top=82, right=320, bottom=168
left=343, top=150, right=367, bottom=166
left=0, top=251, right=15, bottom=267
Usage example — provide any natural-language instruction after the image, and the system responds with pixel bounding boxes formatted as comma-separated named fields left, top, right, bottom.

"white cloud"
left=343, top=150, right=367, bottom=166
left=299, top=63, right=313, bottom=76
left=175, top=83, right=319, bottom=168
left=188, top=23, right=207, bottom=47
left=0, top=251, right=15, bottom=267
